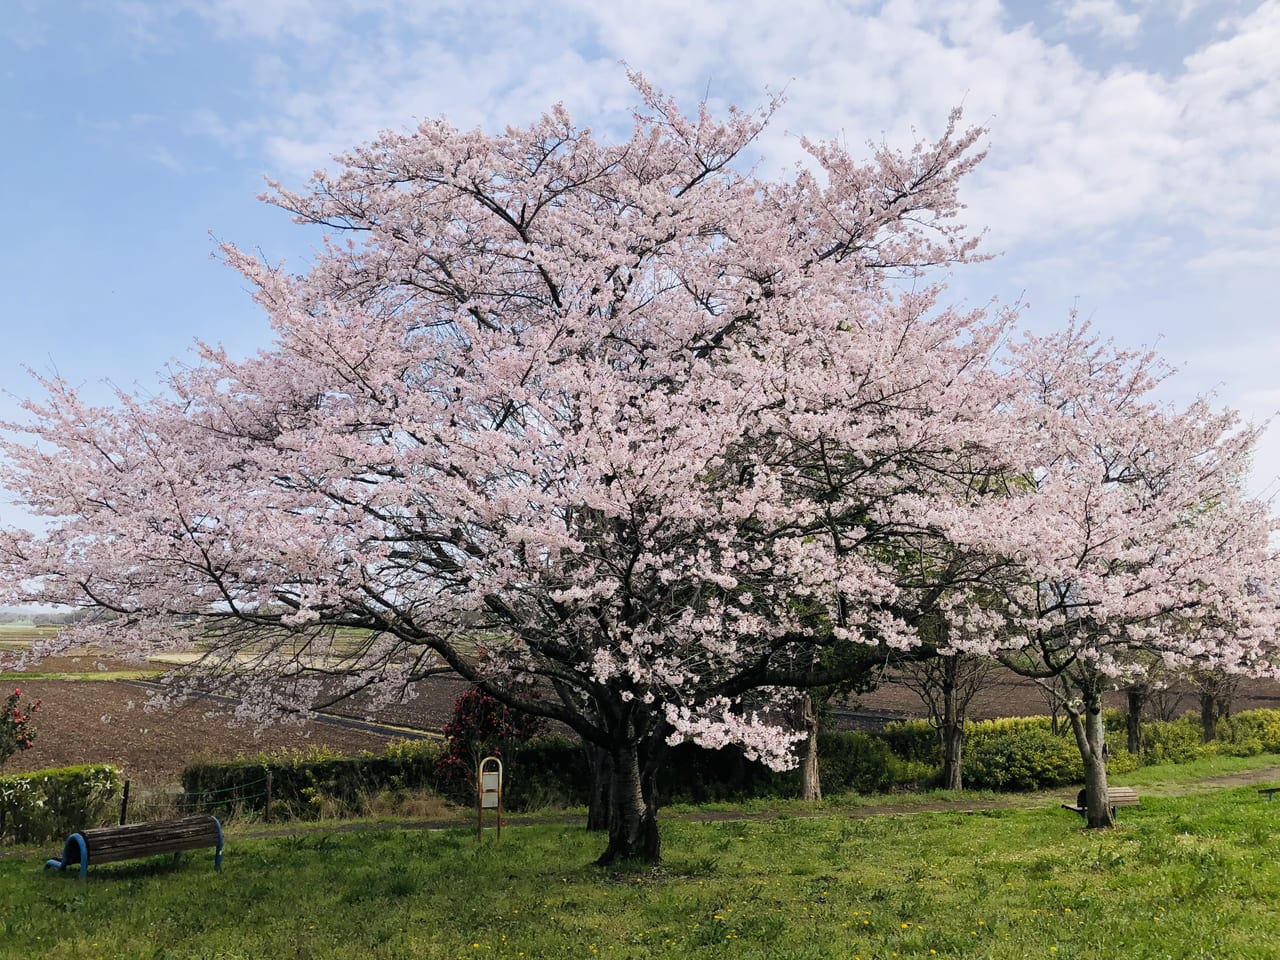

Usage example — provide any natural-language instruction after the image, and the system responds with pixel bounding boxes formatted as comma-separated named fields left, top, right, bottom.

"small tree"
left=946, top=324, right=1280, bottom=828
left=0, top=688, right=40, bottom=768
left=897, top=650, right=993, bottom=790
left=1192, top=667, right=1241, bottom=743
left=437, top=685, right=546, bottom=786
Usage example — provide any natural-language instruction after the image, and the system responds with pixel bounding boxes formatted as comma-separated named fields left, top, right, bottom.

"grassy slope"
left=4, top=782, right=1279, bottom=959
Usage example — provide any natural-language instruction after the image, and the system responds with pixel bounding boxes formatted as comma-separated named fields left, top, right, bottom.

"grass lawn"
left=3, top=783, right=1279, bottom=959
left=0, top=671, right=160, bottom=682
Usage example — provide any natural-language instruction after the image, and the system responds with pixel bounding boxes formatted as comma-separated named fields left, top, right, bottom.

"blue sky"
left=2, top=0, right=1279, bottom=531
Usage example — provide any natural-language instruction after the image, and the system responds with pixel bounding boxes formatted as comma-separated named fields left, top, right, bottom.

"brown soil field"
left=6, top=645, right=1280, bottom=787
left=1, top=677, right=404, bottom=785
left=849, top=671, right=1280, bottom=725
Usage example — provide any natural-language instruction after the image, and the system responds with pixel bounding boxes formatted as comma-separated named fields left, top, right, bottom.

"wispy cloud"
left=1057, top=0, right=1143, bottom=40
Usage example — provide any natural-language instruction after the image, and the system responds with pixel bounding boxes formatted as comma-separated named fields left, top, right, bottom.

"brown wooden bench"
left=45, top=816, right=223, bottom=880
left=1259, top=786, right=1280, bottom=801
left=1062, top=786, right=1140, bottom=819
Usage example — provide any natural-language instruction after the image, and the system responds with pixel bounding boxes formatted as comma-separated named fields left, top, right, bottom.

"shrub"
left=878, top=719, right=941, bottom=765
left=1106, top=745, right=1140, bottom=776
left=181, top=739, right=444, bottom=820
left=436, top=687, right=547, bottom=787
left=0, top=764, right=121, bottom=843
left=963, top=721, right=1081, bottom=791
left=812, top=732, right=902, bottom=795
left=1140, top=714, right=1204, bottom=765
left=0, top=688, right=41, bottom=768
left=1218, top=709, right=1280, bottom=755
left=504, top=736, right=592, bottom=809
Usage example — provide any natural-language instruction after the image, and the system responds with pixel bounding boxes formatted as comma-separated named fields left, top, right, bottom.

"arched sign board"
left=477, top=756, right=503, bottom=841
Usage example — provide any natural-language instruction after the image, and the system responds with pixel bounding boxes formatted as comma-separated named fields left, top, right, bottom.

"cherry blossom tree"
left=5, top=77, right=1271, bottom=856
left=938, top=324, right=1280, bottom=827
left=0, top=79, right=998, bottom=863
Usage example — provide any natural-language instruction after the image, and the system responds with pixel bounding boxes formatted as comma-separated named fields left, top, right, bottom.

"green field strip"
left=0, top=670, right=163, bottom=682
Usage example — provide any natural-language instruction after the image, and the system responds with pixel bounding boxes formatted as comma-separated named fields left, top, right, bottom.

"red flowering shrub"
left=1, top=688, right=40, bottom=768
left=436, top=686, right=546, bottom=784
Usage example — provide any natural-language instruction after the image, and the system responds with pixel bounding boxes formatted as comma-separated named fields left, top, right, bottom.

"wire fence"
left=120, top=774, right=274, bottom=825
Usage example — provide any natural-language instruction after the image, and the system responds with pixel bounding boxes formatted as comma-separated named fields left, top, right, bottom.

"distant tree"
left=897, top=646, right=994, bottom=791
left=1192, top=667, right=1242, bottom=742
left=939, top=325, right=1280, bottom=827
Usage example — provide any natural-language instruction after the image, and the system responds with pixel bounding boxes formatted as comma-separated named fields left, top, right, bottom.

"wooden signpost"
left=477, top=756, right=503, bottom=842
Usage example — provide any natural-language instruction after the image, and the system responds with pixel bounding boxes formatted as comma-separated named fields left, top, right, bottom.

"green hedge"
left=0, top=764, right=122, bottom=843
left=878, top=719, right=940, bottom=765
left=177, top=706, right=1280, bottom=821
left=181, top=740, right=443, bottom=819
left=963, top=720, right=1082, bottom=790
left=1217, top=709, right=1280, bottom=756
left=1140, top=714, right=1203, bottom=764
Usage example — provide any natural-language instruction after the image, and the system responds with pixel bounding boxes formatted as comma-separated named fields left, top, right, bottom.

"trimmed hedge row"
left=176, top=731, right=916, bottom=818
left=7, top=706, right=1265, bottom=841
left=0, top=764, right=122, bottom=843
left=174, top=706, right=1280, bottom=820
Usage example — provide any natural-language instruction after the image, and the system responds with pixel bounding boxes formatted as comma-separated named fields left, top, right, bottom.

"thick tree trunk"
left=1125, top=687, right=1144, bottom=755
left=798, top=693, right=822, bottom=801
left=585, top=744, right=613, bottom=832
left=595, top=742, right=660, bottom=865
left=1200, top=691, right=1219, bottom=743
left=1067, top=690, right=1114, bottom=829
left=939, top=678, right=964, bottom=791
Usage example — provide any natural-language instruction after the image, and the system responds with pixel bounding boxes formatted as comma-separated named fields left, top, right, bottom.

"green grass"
left=1113, top=751, right=1280, bottom=790
left=0, top=671, right=160, bottom=682
left=4, top=785, right=1279, bottom=959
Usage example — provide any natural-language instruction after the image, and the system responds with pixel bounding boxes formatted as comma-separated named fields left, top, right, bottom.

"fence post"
left=264, top=771, right=273, bottom=823
left=119, top=780, right=131, bottom=825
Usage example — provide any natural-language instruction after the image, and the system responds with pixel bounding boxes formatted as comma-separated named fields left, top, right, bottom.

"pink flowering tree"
left=0, top=79, right=1006, bottom=863
left=937, top=323, right=1280, bottom=827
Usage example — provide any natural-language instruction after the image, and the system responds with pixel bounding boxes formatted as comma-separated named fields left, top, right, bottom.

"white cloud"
left=1057, top=0, right=1143, bottom=40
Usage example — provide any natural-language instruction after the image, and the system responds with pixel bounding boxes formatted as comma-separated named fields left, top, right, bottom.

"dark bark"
left=939, top=674, right=963, bottom=791
left=941, top=720, right=964, bottom=792
left=797, top=692, right=822, bottom=801
left=1125, top=686, right=1145, bottom=755
left=1200, top=690, right=1219, bottom=743
left=1195, top=669, right=1238, bottom=742
left=595, top=740, right=661, bottom=865
left=585, top=743, right=613, bottom=832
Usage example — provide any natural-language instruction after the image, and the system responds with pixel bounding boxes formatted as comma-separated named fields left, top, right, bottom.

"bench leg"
left=44, top=833, right=89, bottom=881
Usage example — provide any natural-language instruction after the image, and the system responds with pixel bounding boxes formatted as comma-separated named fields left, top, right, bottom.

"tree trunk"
left=595, top=741, right=660, bottom=865
left=798, top=692, right=822, bottom=801
left=1125, top=687, right=1143, bottom=755
left=1200, top=690, right=1219, bottom=743
left=585, top=744, right=612, bottom=832
left=941, top=722, right=964, bottom=791
left=1067, top=689, right=1114, bottom=829
left=940, top=680, right=963, bottom=791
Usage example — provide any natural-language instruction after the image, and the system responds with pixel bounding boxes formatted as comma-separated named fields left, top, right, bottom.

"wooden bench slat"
left=1061, top=787, right=1140, bottom=818
left=45, top=816, right=223, bottom=880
